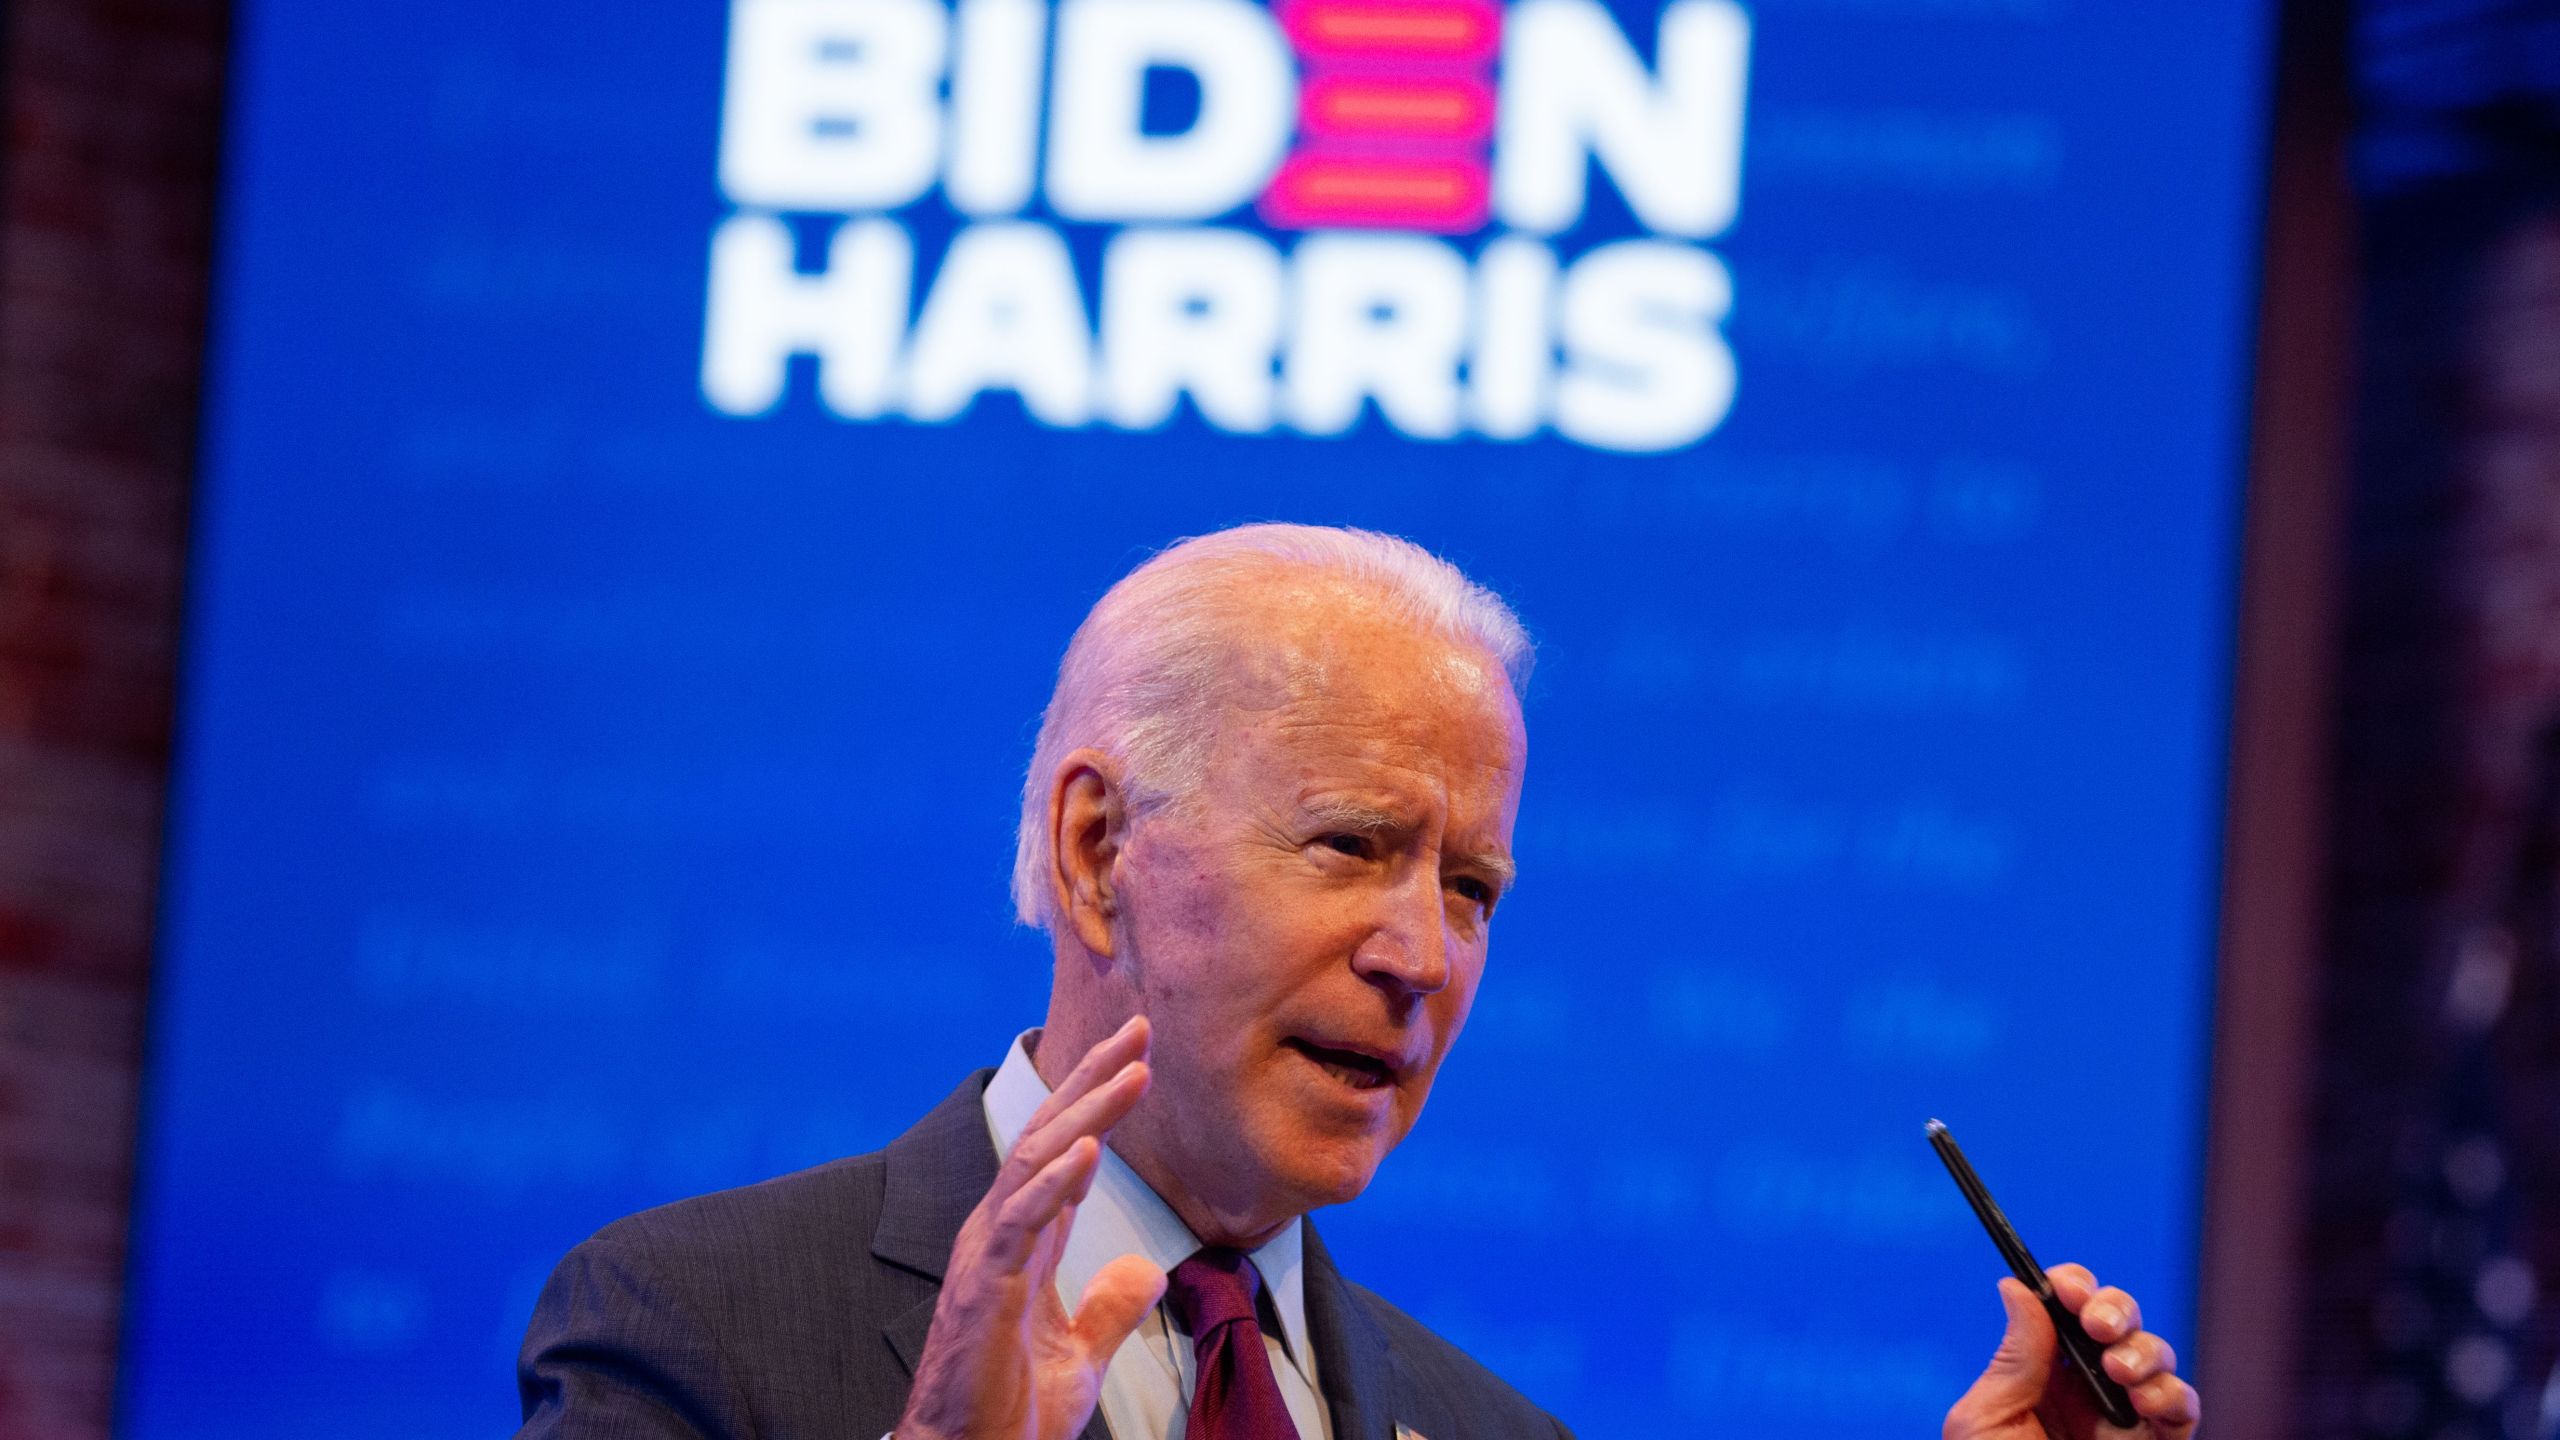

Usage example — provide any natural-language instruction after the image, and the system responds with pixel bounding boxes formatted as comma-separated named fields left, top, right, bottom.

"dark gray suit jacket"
left=518, top=1072, right=1571, bottom=1440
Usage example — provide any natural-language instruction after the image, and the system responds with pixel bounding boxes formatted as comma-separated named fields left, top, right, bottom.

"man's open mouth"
left=1285, top=1038, right=1395, bottom=1091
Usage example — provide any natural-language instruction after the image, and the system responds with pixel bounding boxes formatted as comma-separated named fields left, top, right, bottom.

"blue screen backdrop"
left=120, top=1, right=2272, bottom=1434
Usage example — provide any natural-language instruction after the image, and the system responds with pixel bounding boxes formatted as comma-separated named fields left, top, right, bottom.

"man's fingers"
left=2103, top=1331, right=2175, bottom=1386
left=1016, top=1060, right=1148, bottom=1176
left=2042, top=1264, right=2143, bottom=1342
left=1020, top=1016, right=1149, bottom=1140
left=2129, top=1373, right=2200, bottom=1437
left=2076, top=1286, right=2141, bottom=1344
left=994, top=1058, right=1150, bottom=1205
left=2046, top=1263, right=2098, bottom=1305
left=985, top=1136, right=1102, bottom=1269
left=1032, top=1192, right=1089, bottom=1289
left=1037, top=1159, right=1107, bottom=1276
left=1071, top=1254, right=1169, bottom=1367
left=989, top=1020, right=1151, bottom=1204
left=1950, top=1271, right=2190, bottom=1440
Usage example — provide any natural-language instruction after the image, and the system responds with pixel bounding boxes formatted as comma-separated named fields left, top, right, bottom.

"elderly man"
left=517, top=523, right=2198, bottom=1440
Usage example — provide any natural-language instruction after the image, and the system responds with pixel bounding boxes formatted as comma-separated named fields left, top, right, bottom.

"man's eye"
left=1451, top=876, right=1493, bottom=906
left=1321, top=834, right=1370, bottom=858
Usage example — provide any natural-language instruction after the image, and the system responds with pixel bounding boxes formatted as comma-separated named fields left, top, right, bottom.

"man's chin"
left=1260, top=1135, right=1393, bottom=1212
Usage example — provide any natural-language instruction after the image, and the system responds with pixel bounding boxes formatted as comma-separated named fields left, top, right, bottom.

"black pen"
left=1925, top=1119, right=2141, bottom=1430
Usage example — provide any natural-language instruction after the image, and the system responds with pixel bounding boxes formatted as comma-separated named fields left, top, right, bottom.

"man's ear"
left=1045, top=749, right=1126, bottom=962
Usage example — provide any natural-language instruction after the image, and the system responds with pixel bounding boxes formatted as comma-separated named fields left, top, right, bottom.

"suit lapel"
left=1300, top=1222, right=1397, bottom=1440
left=872, top=1069, right=1001, bottom=1284
left=874, top=1071, right=998, bottom=1378
left=868, top=1069, right=1115, bottom=1440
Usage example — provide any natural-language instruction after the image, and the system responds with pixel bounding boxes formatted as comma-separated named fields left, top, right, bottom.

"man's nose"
left=1348, top=869, right=1453, bottom=997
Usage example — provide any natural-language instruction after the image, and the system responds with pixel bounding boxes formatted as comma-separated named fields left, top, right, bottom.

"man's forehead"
left=1228, top=607, right=1514, bottom=717
left=1252, top=670, right=1523, bottom=765
left=1232, top=575, right=1502, bottom=673
left=1195, top=583, right=1526, bottom=779
left=1248, top=681, right=1527, bottom=820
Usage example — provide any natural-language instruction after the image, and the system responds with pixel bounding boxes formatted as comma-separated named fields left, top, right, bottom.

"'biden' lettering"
left=700, top=0, right=1751, bottom=454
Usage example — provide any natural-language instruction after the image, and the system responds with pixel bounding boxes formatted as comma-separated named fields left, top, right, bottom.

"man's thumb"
left=1986, top=1277, right=2058, bottom=1383
left=1071, top=1255, right=1167, bottom=1366
left=1944, top=1279, right=2062, bottom=1440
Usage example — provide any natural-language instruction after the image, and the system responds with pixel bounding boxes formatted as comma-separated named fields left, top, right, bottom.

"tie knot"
left=1165, top=1248, right=1264, bottom=1337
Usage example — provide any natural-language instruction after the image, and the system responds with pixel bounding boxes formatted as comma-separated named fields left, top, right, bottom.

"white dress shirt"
left=982, top=1032, right=1332, bottom=1440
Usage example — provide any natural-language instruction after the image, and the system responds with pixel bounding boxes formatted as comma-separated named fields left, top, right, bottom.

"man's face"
left=1103, top=600, right=1525, bottom=1235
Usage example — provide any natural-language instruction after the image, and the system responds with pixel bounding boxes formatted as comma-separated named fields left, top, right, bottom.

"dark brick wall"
left=0, top=1, right=225, bottom=1434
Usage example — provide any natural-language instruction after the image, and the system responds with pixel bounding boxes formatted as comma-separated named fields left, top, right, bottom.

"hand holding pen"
left=1931, top=1121, right=2200, bottom=1440
left=1942, top=1262, right=2199, bottom=1440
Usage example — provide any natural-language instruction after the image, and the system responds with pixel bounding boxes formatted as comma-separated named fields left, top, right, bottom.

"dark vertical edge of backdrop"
left=104, top=0, right=238, bottom=1433
left=2198, top=0, right=2355, bottom=1435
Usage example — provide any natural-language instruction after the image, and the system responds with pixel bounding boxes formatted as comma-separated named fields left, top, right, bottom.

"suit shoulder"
left=1342, top=1279, right=1571, bottom=1438
left=580, top=1150, right=890, bottom=1273
left=521, top=1150, right=923, bottom=1435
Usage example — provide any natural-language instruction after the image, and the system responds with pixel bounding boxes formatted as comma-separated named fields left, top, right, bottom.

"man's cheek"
left=1430, top=982, right=1479, bottom=1054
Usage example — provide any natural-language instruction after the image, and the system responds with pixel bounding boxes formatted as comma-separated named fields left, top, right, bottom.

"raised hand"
left=1943, top=1264, right=2200, bottom=1440
left=897, top=1017, right=1168, bottom=1440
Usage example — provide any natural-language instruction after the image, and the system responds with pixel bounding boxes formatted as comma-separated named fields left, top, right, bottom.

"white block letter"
left=1048, top=0, right=1295, bottom=221
left=720, top=0, right=947, bottom=211
left=1099, top=228, right=1284, bottom=432
left=1284, top=234, right=1469, bottom=440
left=1468, top=235, right=1558, bottom=440
left=702, top=214, right=913, bottom=417
left=903, top=223, right=1095, bottom=426
left=1495, top=0, right=1750, bottom=237
left=948, top=0, right=1045, bottom=214
left=1554, top=240, right=1734, bottom=452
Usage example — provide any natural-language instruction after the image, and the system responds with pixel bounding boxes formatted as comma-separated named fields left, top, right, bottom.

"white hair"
left=1010, top=523, right=1532, bottom=930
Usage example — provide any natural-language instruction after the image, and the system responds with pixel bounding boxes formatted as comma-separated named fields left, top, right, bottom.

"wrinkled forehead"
left=1214, top=597, right=1526, bottom=776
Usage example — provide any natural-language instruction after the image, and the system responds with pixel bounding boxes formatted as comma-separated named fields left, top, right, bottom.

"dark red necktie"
left=1164, top=1248, right=1303, bottom=1440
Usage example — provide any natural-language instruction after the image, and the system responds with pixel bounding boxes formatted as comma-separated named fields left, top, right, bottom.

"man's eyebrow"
left=1299, top=797, right=1408, bottom=833
left=1298, top=797, right=1518, bottom=889
left=1466, top=850, right=1520, bottom=890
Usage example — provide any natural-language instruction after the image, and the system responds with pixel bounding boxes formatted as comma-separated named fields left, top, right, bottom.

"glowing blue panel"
left=121, top=2, right=2271, bottom=1435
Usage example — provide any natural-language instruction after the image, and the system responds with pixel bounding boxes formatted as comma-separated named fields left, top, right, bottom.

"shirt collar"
left=982, top=1030, right=1315, bottom=1378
